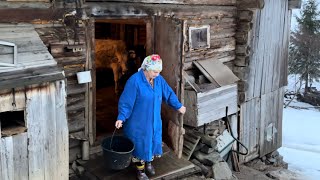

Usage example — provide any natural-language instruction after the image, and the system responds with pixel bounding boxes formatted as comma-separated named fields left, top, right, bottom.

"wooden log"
left=200, top=135, right=217, bottom=148
left=237, top=0, right=265, bottom=9
left=237, top=22, right=253, bottom=32
left=191, top=159, right=210, bottom=177
left=87, top=0, right=236, bottom=5
left=288, top=0, right=302, bottom=9
left=235, top=32, right=249, bottom=45
left=238, top=10, right=254, bottom=22
left=234, top=56, right=249, bottom=67
left=233, top=66, right=250, bottom=80
left=236, top=45, right=250, bottom=56
left=237, top=80, right=249, bottom=92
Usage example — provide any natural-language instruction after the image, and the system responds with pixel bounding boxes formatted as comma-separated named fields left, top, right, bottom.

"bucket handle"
left=110, top=128, right=117, bottom=150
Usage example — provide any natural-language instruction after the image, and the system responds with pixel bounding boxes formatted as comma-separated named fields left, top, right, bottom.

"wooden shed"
left=0, top=0, right=301, bottom=176
left=0, top=24, right=68, bottom=179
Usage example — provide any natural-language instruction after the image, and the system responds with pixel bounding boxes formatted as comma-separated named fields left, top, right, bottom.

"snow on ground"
left=278, top=75, right=320, bottom=180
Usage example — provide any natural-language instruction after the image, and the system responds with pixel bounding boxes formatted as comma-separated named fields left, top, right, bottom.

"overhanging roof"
left=0, top=23, right=57, bottom=73
left=0, top=23, right=64, bottom=89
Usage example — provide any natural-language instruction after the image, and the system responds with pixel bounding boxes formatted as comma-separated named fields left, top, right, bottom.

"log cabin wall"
left=88, top=1, right=238, bottom=157
left=35, top=23, right=89, bottom=162
left=235, top=0, right=291, bottom=162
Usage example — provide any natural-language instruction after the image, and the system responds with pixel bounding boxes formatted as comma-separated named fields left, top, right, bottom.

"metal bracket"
left=0, top=40, right=17, bottom=67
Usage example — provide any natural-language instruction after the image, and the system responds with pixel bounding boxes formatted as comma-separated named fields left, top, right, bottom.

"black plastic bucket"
left=101, top=135, right=135, bottom=170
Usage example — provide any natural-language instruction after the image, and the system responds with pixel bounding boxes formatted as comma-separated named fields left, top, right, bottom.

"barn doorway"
left=94, top=19, right=147, bottom=139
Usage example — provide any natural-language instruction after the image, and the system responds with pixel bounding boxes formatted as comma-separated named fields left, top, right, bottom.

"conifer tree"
left=289, top=0, right=320, bottom=93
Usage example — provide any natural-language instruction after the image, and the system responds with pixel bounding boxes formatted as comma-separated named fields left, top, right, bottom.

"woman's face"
left=146, top=70, right=160, bottom=79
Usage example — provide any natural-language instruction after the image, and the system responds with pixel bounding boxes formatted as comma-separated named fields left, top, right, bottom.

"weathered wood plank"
left=0, top=69, right=64, bottom=90
left=0, top=136, right=14, bottom=180
left=0, top=37, right=47, bottom=55
left=237, top=0, right=264, bottom=9
left=87, top=0, right=236, bottom=5
left=0, top=90, right=26, bottom=113
left=89, top=2, right=236, bottom=19
left=183, top=90, right=198, bottom=127
left=12, top=133, right=28, bottom=180
left=43, top=84, right=58, bottom=180
left=239, top=97, right=260, bottom=163
left=154, top=16, right=183, bottom=156
left=184, top=84, right=237, bottom=127
left=54, top=80, right=69, bottom=179
left=288, top=0, right=302, bottom=9
left=195, top=59, right=239, bottom=87
left=26, top=87, right=45, bottom=180
left=0, top=50, right=54, bottom=64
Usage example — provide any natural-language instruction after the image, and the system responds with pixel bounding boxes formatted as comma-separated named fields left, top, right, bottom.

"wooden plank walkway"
left=82, top=144, right=198, bottom=180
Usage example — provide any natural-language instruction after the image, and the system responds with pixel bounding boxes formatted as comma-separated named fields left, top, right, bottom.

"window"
left=0, top=111, right=26, bottom=137
left=189, top=25, right=210, bottom=50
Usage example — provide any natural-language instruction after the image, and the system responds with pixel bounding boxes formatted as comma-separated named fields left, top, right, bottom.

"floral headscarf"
left=139, top=54, right=162, bottom=72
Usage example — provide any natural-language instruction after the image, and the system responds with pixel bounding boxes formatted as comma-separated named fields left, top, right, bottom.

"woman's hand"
left=115, top=120, right=123, bottom=129
left=178, top=106, right=186, bottom=114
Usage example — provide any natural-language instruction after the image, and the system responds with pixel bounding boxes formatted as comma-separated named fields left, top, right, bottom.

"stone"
left=193, top=151, right=223, bottom=166
left=212, top=161, right=233, bottom=180
left=76, top=166, right=85, bottom=176
left=200, top=145, right=216, bottom=154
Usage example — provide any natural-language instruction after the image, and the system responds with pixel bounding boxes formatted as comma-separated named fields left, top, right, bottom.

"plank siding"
left=0, top=136, right=14, bottom=180
left=259, top=87, right=284, bottom=157
left=239, top=97, right=260, bottom=162
left=242, top=0, right=290, bottom=101
left=184, top=84, right=237, bottom=127
left=87, top=0, right=236, bottom=5
left=0, top=81, right=68, bottom=180
left=236, top=0, right=290, bottom=162
left=36, top=25, right=88, bottom=160
left=12, top=133, right=28, bottom=180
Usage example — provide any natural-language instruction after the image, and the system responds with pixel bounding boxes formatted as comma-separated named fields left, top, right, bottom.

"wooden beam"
left=288, top=0, right=302, bottom=9
left=237, top=0, right=264, bottom=9
left=0, top=66, right=64, bottom=90
left=0, top=8, right=65, bottom=23
left=87, top=0, right=236, bottom=5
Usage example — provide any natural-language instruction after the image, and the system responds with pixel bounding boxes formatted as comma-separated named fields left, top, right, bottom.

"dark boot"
left=136, top=163, right=149, bottom=180
left=145, top=162, right=155, bottom=176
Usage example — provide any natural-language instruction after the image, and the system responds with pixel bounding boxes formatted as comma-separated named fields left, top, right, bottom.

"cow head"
left=115, top=51, right=128, bottom=75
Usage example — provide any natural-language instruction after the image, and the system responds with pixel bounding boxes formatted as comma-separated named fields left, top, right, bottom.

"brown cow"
left=95, top=39, right=128, bottom=94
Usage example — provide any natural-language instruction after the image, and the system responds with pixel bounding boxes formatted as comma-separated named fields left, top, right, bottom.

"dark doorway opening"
left=94, top=19, right=147, bottom=139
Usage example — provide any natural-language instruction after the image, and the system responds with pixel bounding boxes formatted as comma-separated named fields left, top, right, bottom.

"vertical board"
left=154, top=16, right=183, bottom=156
left=26, top=81, right=68, bottom=180
left=26, top=87, right=45, bottom=180
left=246, top=0, right=291, bottom=101
left=43, top=84, right=57, bottom=180
left=239, top=97, right=260, bottom=163
left=240, top=0, right=291, bottom=162
left=85, top=18, right=96, bottom=145
left=13, top=133, right=28, bottom=180
left=259, top=87, right=284, bottom=157
left=0, top=136, right=14, bottom=180
left=54, top=81, right=69, bottom=180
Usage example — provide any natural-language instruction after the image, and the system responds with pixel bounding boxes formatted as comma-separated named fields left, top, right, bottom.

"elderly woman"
left=115, top=54, right=186, bottom=180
